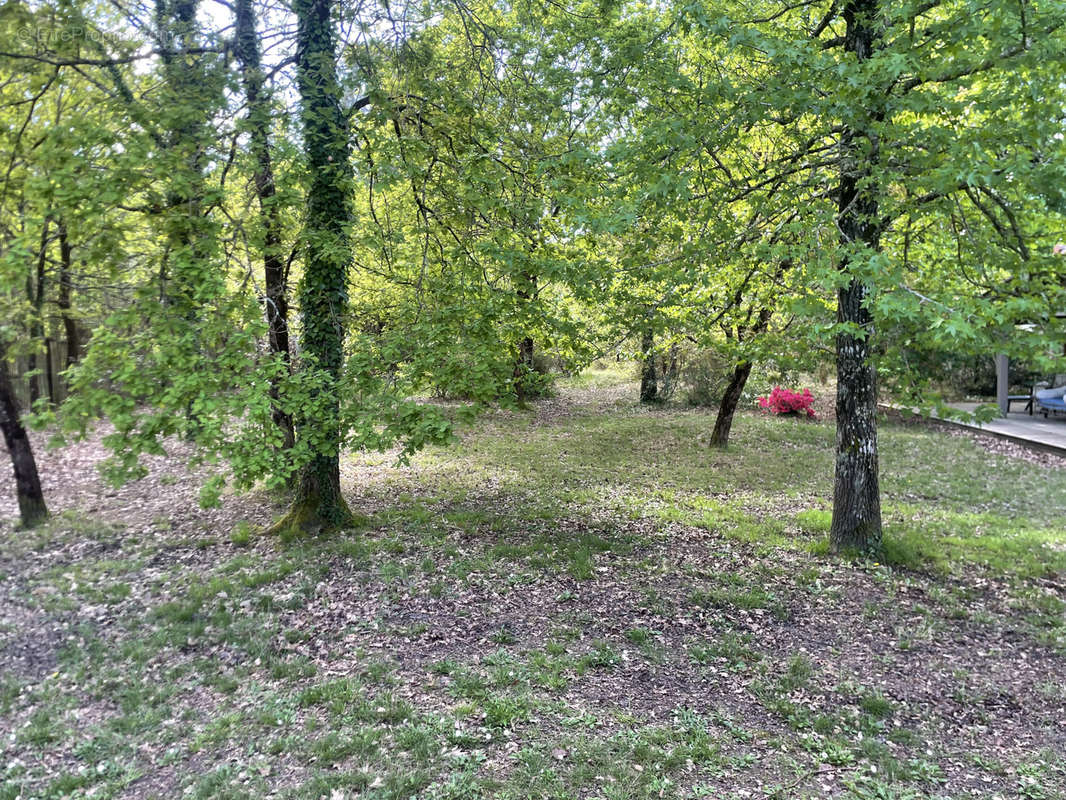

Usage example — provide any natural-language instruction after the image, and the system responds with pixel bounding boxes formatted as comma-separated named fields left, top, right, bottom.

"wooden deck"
left=942, top=402, right=1066, bottom=455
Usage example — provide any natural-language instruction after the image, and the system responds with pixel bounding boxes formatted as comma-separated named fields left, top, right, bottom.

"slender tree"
left=234, top=0, right=295, bottom=448
left=829, top=0, right=883, bottom=549
left=26, top=217, right=50, bottom=406
left=709, top=307, right=773, bottom=448
left=55, top=219, right=79, bottom=369
left=662, top=0, right=1066, bottom=551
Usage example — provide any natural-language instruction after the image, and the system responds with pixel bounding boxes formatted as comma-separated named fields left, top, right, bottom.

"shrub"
left=757, top=386, right=816, bottom=417
left=680, top=348, right=732, bottom=407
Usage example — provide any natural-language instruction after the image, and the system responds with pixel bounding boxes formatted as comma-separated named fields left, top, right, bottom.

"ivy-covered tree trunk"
left=658, top=343, right=679, bottom=398
left=639, top=327, right=658, bottom=404
left=155, top=0, right=213, bottom=295
left=154, top=0, right=222, bottom=440
left=279, top=0, right=356, bottom=532
left=235, top=0, right=295, bottom=449
left=0, top=344, right=48, bottom=528
left=830, top=0, right=883, bottom=553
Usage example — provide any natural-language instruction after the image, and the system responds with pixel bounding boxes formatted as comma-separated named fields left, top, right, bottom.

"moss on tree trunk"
left=268, top=454, right=354, bottom=536
left=272, top=0, right=357, bottom=534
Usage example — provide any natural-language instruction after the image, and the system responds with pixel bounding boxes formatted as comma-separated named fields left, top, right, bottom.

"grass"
left=1, top=376, right=1064, bottom=798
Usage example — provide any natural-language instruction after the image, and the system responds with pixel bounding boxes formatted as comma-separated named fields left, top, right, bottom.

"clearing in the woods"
left=1, top=377, right=1065, bottom=799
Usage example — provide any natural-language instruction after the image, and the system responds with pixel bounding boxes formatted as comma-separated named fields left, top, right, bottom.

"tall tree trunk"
left=511, top=263, right=539, bottom=404
left=234, top=0, right=295, bottom=449
left=275, top=0, right=355, bottom=533
left=830, top=0, right=883, bottom=552
left=0, top=343, right=48, bottom=528
left=26, top=218, right=50, bottom=407
left=56, top=221, right=80, bottom=369
left=639, top=327, right=658, bottom=404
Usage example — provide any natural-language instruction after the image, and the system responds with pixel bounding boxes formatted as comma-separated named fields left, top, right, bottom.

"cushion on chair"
left=1035, top=385, right=1066, bottom=400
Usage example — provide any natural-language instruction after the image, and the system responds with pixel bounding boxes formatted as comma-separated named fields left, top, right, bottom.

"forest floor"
left=2, top=372, right=1065, bottom=800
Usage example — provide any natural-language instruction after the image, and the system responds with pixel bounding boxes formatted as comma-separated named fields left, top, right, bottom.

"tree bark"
left=44, top=338, right=56, bottom=405
left=56, top=221, right=80, bottom=369
left=710, top=303, right=776, bottom=448
left=0, top=344, right=48, bottom=528
left=639, top=327, right=658, bottom=404
left=156, top=0, right=209, bottom=271
left=272, top=0, right=355, bottom=533
left=26, top=218, right=50, bottom=407
left=710, top=361, right=753, bottom=448
left=234, top=0, right=295, bottom=449
left=514, top=334, right=535, bottom=404
left=830, top=0, right=883, bottom=552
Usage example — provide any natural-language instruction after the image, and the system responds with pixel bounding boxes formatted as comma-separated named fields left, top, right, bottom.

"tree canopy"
left=0, top=0, right=1063, bottom=549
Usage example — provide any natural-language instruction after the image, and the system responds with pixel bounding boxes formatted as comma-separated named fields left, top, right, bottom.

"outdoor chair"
left=1008, top=381, right=1048, bottom=415
left=1035, top=385, right=1066, bottom=417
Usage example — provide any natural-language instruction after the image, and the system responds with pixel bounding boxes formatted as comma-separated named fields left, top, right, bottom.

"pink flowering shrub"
left=757, top=386, right=816, bottom=418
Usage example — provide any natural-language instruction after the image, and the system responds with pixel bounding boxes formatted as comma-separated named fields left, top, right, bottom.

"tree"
left=276, top=0, right=357, bottom=532
left=234, top=0, right=295, bottom=449
left=676, top=0, right=1066, bottom=551
left=829, top=0, right=884, bottom=551
left=0, top=340, right=47, bottom=527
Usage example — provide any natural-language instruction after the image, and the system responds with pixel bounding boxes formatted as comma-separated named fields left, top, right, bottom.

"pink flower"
left=757, top=386, right=817, bottom=418
left=1054, top=243, right=1066, bottom=256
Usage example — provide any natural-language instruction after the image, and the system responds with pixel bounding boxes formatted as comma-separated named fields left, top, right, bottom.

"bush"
left=757, top=386, right=816, bottom=417
left=680, top=348, right=732, bottom=407
left=513, top=351, right=556, bottom=400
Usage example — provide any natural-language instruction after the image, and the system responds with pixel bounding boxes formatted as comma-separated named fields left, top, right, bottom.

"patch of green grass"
left=624, top=627, right=653, bottom=646
left=556, top=361, right=634, bottom=390
left=877, top=506, right=1066, bottom=578
left=794, top=508, right=832, bottom=535
left=779, top=654, right=815, bottom=691
left=575, top=640, right=621, bottom=672
left=483, top=693, right=531, bottom=729
left=688, top=630, right=762, bottom=671
left=638, top=491, right=792, bottom=550
left=858, top=691, right=894, bottom=719
left=310, top=728, right=381, bottom=764
left=230, top=521, right=254, bottom=547
left=298, top=677, right=361, bottom=712
left=0, top=675, right=22, bottom=715
left=486, top=527, right=623, bottom=580
left=20, top=708, right=60, bottom=746
left=490, top=626, right=517, bottom=645
left=688, top=577, right=786, bottom=619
